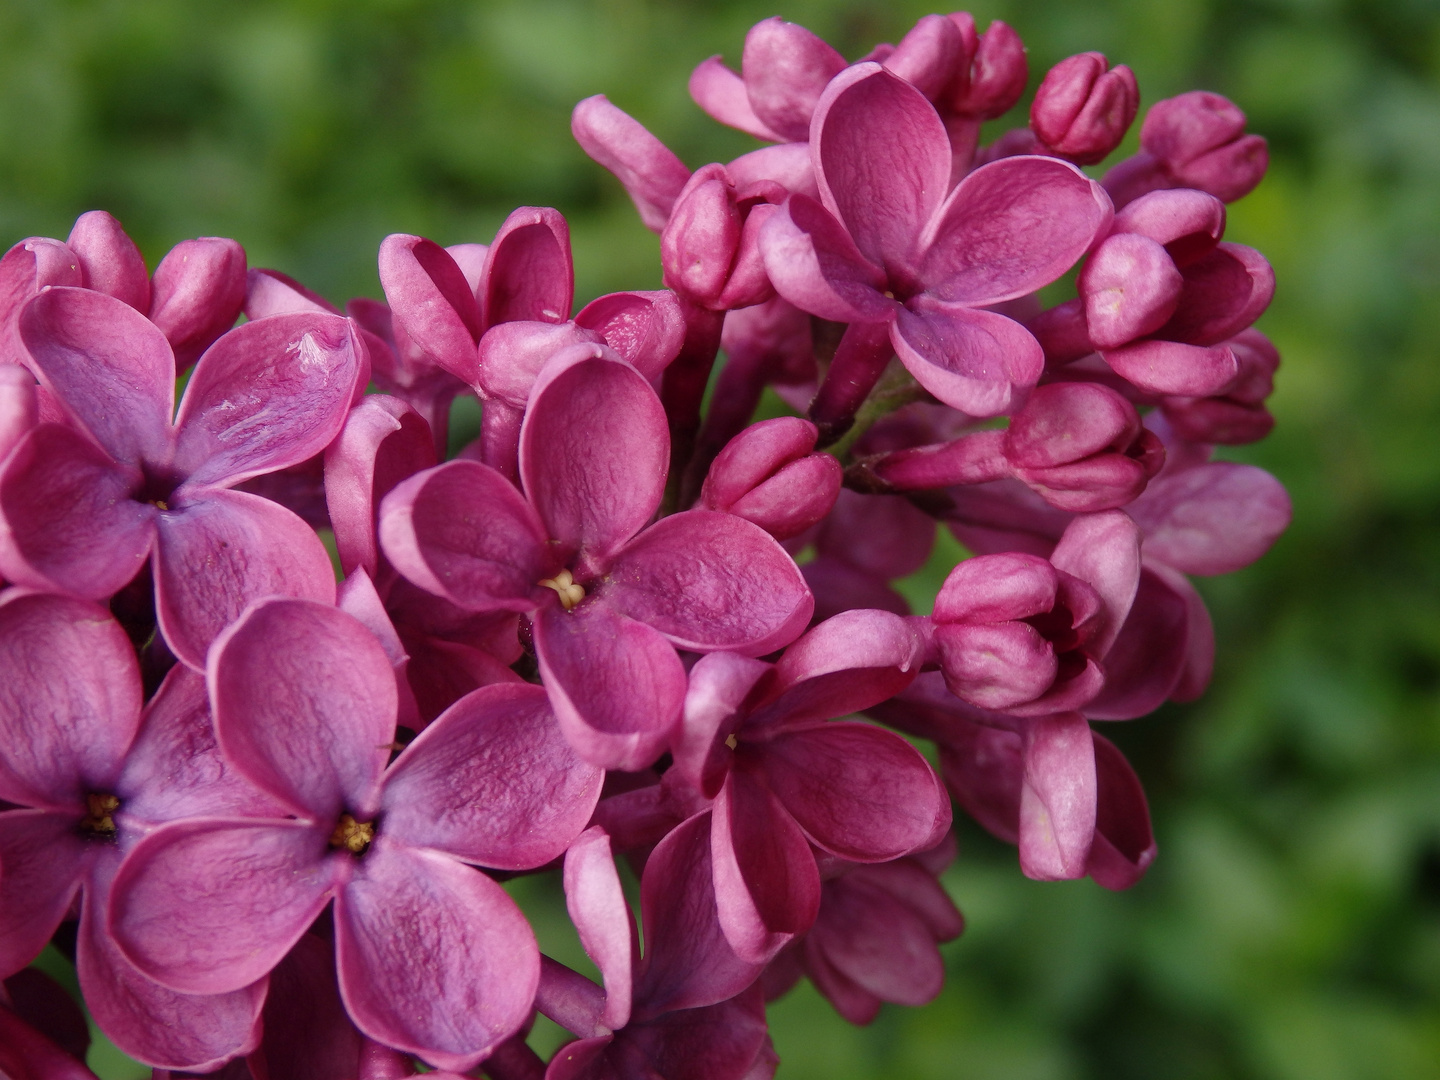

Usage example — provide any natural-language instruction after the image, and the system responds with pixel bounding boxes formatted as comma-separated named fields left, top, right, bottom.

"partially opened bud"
left=1031, top=52, right=1139, bottom=165
left=702, top=416, right=841, bottom=538
left=1141, top=91, right=1268, bottom=203
left=883, top=14, right=969, bottom=101
left=661, top=166, right=742, bottom=307
left=948, top=19, right=1027, bottom=119
left=147, top=236, right=247, bottom=370
left=66, top=210, right=149, bottom=312
left=1005, top=382, right=1165, bottom=511
left=1079, top=232, right=1184, bottom=349
left=1112, top=188, right=1226, bottom=266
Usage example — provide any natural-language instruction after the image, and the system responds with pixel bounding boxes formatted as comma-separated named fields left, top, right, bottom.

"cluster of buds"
left=0, top=12, right=1288, bottom=1078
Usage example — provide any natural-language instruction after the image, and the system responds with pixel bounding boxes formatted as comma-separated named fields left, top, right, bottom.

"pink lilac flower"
left=379, top=345, right=812, bottom=770
left=0, top=288, right=362, bottom=666
left=108, top=597, right=603, bottom=1070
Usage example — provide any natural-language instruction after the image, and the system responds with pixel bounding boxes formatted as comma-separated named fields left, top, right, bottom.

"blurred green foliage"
left=5, top=0, right=1440, bottom=1076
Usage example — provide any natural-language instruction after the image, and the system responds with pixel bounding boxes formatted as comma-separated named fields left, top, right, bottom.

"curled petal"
left=742, top=17, right=846, bottom=143
left=153, top=489, right=338, bottom=671
left=574, top=290, right=686, bottom=382
left=1160, top=242, right=1274, bottom=346
left=1082, top=566, right=1191, bottom=720
left=934, top=552, right=1057, bottom=625
left=891, top=305, right=1042, bottom=418
left=1080, top=233, right=1184, bottom=349
left=727, top=143, right=819, bottom=200
left=1018, top=713, right=1096, bottom=881
left=760, top=194, right=894, bottom=324
left=378, top=235, right=482, bottom=381
left=602, top=510, right=813, bottom=655
left=0, top=236, right=83, bottom=367
left=935, top=621, right=1058, bottom=711
left=479, top=207, right=574, bottom=328
left=243, top=267, right=338, bottom=320
left=809, top=878, right=944, bottom=1007
left=334, top=839, right=538, bottom=1072
left=475, top=320, right=599, bottom=407
left=563, top=827, right=636, bottom=1031
left=381, top=683, right=602, bottom=870
left=534, top=603, right=685, bottom=772
left=883, top=14, right=968, bottom=100
left=1101, top=338, right=1238, bottom=397
left=1048, top=509, right=1143, bottom=658
left=66, top=211, right=149, bottom=312
left=676, top=651, right=770, bottom=798
left=108, top=818, right=339, bottom=995
left=690, top=56, right=781, bottom=141
left=1085, top=733, right=1156, bottom=889
left=571, top=97, right=691, bottom=233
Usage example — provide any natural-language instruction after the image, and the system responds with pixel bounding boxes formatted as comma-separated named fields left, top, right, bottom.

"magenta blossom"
left=0, top=288, right=361, bottom=666
left=379, top=344, right=812, bottom=770
left=108, top=598, right=603, bottom=1071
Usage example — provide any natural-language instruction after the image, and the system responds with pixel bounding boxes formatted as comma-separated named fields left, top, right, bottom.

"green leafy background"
left=6, top=0, right=1440, bottom=1076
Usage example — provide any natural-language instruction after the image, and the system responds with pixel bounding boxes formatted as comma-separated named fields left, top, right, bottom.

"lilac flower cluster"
left=0, top=13, right=1289, bottom=1078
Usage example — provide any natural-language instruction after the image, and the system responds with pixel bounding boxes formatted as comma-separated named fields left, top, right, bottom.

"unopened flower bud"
left=1141, top=91, right=1268, bottom=203
left=1004, top=382, right=1165, bottom=511
left=1079, top=232, right=1184, bottom=349
left=148, top=237, right=247, bottom=371
left=883, top=14, right=969, bottom=101
left=702, top=416, right=841, bottom=538
left=1160, top=328, right=1279, bottom=444
left=66, top=210, right=149, bottom=312
left=948, top=19, right=1027, bottom=120
left=1031, top=52, right=1139, bottom=165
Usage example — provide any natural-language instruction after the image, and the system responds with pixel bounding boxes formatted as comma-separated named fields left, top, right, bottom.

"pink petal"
left=921, top=156, right=1113, bottom=304
left=883, top=14, right=968, bottom=100
left=0, top=364, right=37, bottom=461
left=19, top=287, right=174, bottom=466
left=574, top=290, right=687, bottom=383
left=563, top=827, right=636, bottom=1031
left=756, top=722, right=947, bottom=861
left=571, top=97, right=692, bottom=233
left=1111, top=188, right=1225, bottom=263
left=1048, top=509, right=1143, bottom=658
left=803, top=939, right=882, bottom=1026
left=1018, top=713, right=1096, bottom=880
left=1128, top=461, right=1291, bottom=575
left=727, top=142, right=819, bottom=199
left=812, top=65, right=950, bottom=273
left=173, top=312, right=363, bottom=489
left=378, top=460, right=550, bottom=611
left=0, top=810, right=91, bottom=976
left=378, top=235, right=481, bottom=382
left=935, top=621, right=1059, bottom=711
left=743, top=18, right=847, bottom=143
left=936, top=715, right=1022, bottom=844
left=0, top=424, right=154, bottom=599
left=711, top=772, right=820, bottom=965
left=153, top=489, right=338, bottom=671
left=613, top=985, right=769, bottom=1080
left=66, top=212, right=149, bottom=312
left=676, top=651, right=770, bottom=797
left=475, top=320, right=600, bottom=407
left=891, top=305, right=1042, bottom=418
left=1084, top=733, right=1156, bottom=889
left=107, top=817, right=340, bottom=994
left=520, top=348, right=668, bottom=559
left=1156, top=561, right=1216, bottom=702
left=147, top=238, right=247, bottom=370
left=324, top=394, right=438, bottom=578
left=634, top=812, right=764, bottom=1018
left=533, top=603, right=685, bottom=772
left=209, top=598, right=395, bottom=820
left=78, top=868, right=264, bottom=1071
left=1080, top=233, right=1184, bottom=349
left=334, top=839, right=537, bottom=1071
left=758, top=195, right=894, bottom=323
left=480, top=207, right=575, bottom=329
left=816, top=488, right=936, bottom=578
left=243, top=267, right=339, bottom=319
left=1082, top=566, right=1190, bottom=720
left=809, top=878, right=944, bottom=1006
left=1159, top=242, right=1274, bottom=346
left=934, top=551, right=1058, bottom=624
left=689, top=56, right=781, bottom=141
left=0, top=592, right=141, bottom=809
left=0, top=236, right=82, bottom=369
left=601, top=509, right=813, bottom=655
left=245, top=934, right=363, bottom=1080
left=1101, top=338, right=1238, bottom=397
left=381, top=683, right=602, bottom=869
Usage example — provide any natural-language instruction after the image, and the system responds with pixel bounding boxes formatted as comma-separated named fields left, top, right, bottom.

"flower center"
left=538, top=568, right=586, bottom=611
left=329, top=814, right=375, bottom=855
left=80, top=792, right=120, bottom=838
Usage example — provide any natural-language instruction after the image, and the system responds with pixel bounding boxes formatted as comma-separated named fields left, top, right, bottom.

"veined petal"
left=19, top=287, right=174, bottom=466
left=756, top=722, right=947, bottom=861
left=0, top=592, right=141, bottom=809
left=209, top=598, right=395, bottom=821
left=920, top=155, right=1113, bottom=305
left=0, top=810, right=91, bottom=976
left=533, top=603, right=685, bottom=772
left=574, top=290, right=686, bottom=383
left=759, top=195, right=895, bottom=324
left=378, top=235, right=481, bottom=382
left=601, top=510, right=812, bottom=655
left=153, top=489, right=337, bottom=671
left=173, top=312, right=362, bottom=489
left=743, top=18, right=846, bottom=143
left=378, top=460, right=551, bottom=612
left=381, top=683, right=602, bottom=870
left=479, top=207, right=574, bottom=329
left=107, top=817, right=339, bottom=995
left=0, top=424, right=154, bottom=599
left=812, top=64, right=951, bottom=275
left=521, top=348, right=668, bottom=559
left=891, top=306, right=1042, bottom=418
left=334, top=839, right=538, bottom=1072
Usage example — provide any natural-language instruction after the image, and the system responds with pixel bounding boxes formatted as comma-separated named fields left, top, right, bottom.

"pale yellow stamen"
left=330, top=814, right=375, bottom=855
left=538, top=568, right=586, bottom=611
left=81, top=792, right=120, bottom=835
left=725, top=733, right=738, bottom=750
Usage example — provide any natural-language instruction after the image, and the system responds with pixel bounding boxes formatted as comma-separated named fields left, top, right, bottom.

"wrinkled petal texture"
left=891, top=306, right=1042, bottom=417
left=0, top=811, right=91, bottom=976
left=381, top=683, right=602, bottom=870
left=1128, top=461, right=1290, bottom=575
left=335, top=839, right=538, bottom=1071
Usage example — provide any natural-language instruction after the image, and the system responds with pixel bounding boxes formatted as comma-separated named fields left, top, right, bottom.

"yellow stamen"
left=538, top=568, right=586, bottom=611
left=725, top=733, right=738, bottom=750
left=81, top=793, right=120, bottom=835
left=151, top=499, right=169, bottom=511
left=329, top=814, right=375, bottom=855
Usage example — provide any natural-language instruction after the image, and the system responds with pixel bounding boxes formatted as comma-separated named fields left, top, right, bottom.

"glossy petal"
left=1018, top=713, right=1096, bottom=881
left=574, top=290, right=686, bottom=382
left=153, top=489, right=338, bottom=671
left=480, top=207, right=574, bottom=328
left=0, top=811, right=91, bottom=976
left=19, top=287, right=174, bottom=465
left=521, top=349, right=668, bottom=559
left=66, top=211, right=149, bottom=312
left=378, top=235, right=481, bottom=382
left=1101, top=338, right=1238, bottom=397
left=571, top=97, right=691, bottom=233
left=108, top=817, right=338, bottom=994
left=891, top=305, right=1042, bottom=418
left=602, top=510, right=813, bottom=655
left=475, top=320, right=599, bottom=407
left=759, top=195, right=894, bottom=324
left=147, top=238, right=247, bottom=370
left=382, top=683, right=602, bottom=869
left=0, top=592, right=141, bottom=809
left=742, top=18, right=846, bottom=143
left=1128, top=461, right=1291, bottom=575
left=209, top=598, right=395, bottom=820
left=334, top=839, right=538, bottom=1071
left=812, top=65, right=950, bottom=274
left=533, top=603, right=686, bottom=772
left=756, top=722, right=946, bottom=860
left=173, top=312, right=362, bottom=489
left=1048, top=509, right=1143, bottom=657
